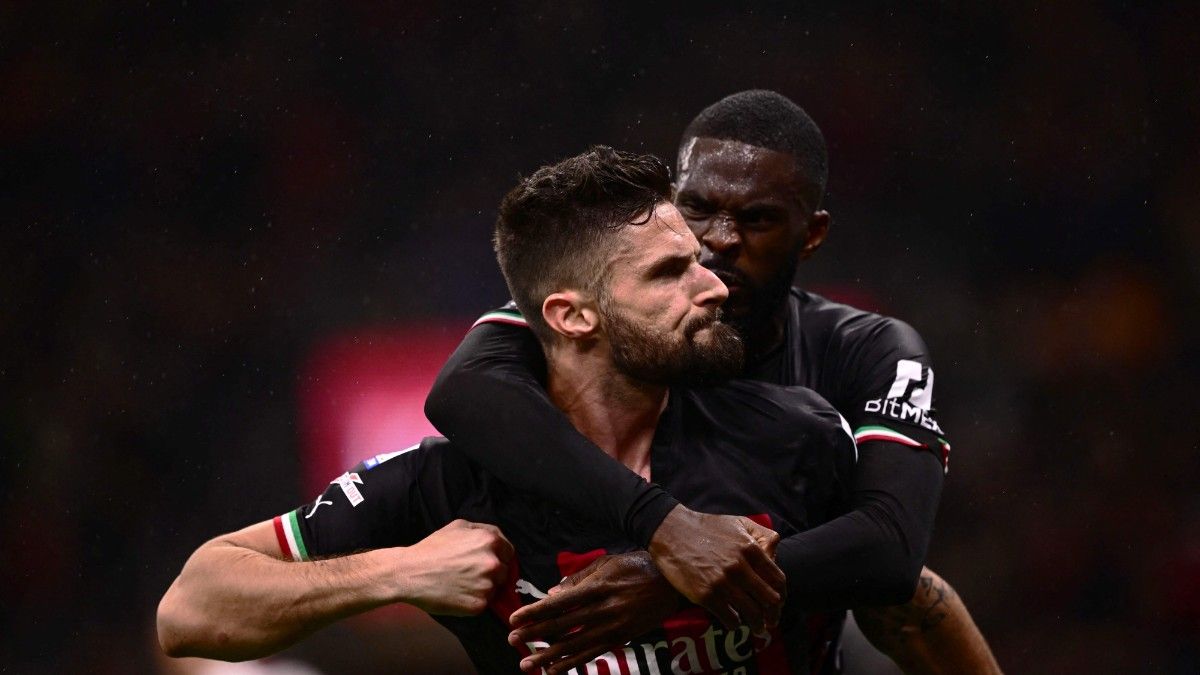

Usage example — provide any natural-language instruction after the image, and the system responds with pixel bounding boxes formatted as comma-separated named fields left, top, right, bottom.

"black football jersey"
left=274, top=381, right=856, bottom=674
left=745, top=289, right=950, bottom=467
left=457, top=291, right=951, bottom=674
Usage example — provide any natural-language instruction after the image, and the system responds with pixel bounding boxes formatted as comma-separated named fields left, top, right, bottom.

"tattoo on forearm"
left=914, top=571, right=955, bottom=633
left=855, top=570, right=962, bottom=654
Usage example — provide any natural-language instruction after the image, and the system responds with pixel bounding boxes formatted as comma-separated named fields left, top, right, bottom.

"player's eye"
left=649, top=257, right=690, bottom=280
left=738, top=207, right=784, bottom=231
left=677, top=197, right=713, bottom=216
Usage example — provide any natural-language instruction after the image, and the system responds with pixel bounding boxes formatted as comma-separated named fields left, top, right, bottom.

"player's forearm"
left=425, top=323, right=678, bottom=544
left=854, top=568, right=1002, bottom=675
left=774, top=441, right=944, bottom=607
left=774, top=505, right=920, bottom=607
left=157, top=538, right=398, bottom=661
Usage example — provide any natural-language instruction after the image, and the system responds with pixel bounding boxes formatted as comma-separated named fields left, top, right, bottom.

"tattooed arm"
left=854, top=567, right=1002, bottom=675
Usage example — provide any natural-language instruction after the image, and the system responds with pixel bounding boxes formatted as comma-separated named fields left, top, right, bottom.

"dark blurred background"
left=3, top=2, right=1198, bottom=673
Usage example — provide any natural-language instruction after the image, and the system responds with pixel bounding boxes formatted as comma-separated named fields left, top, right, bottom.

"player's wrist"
left=647, top=504, right=698, bottom=562
left=368, top=547, right=421, bottom=606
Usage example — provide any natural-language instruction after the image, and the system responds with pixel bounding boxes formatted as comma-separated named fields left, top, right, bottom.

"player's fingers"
left=509, top=582, right=603, bottom=629
left=734, top=567, right=780, bottom=630
left=699, top=591, right=740, bottom=630
left=723, top=582, right=766, bottom=633
left=519, top=624, right=622, bottom=675
left=544, top=639, right=621, bottom=675
left=743, top=540, right=787, bottom=595
left=741, top=518, right=782, bottom=558
left=564, top=555, right=614, bottom=586
left=492, top=533, right=516, bottom=563
left=734, top=546, right=784, bottom=625
left=490, top=562, right=510, bottom=591
left=469, top=522, right=516, bottom=562
left=509, top=606, right=594, bottom=645
left=557, top=565, right=592, bottom=589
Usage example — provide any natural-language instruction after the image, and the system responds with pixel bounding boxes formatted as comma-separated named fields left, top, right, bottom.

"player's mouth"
left=684, top=309, right=721, bottom=338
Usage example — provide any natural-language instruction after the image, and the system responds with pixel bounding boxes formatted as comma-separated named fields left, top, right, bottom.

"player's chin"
left=688, top=324, right=745, bottom=381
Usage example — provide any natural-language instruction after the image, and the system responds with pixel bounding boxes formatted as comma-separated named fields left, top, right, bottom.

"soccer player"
left=157, top=147, right=859, bottom=673
left=426, top=91, right=1001, bottom=674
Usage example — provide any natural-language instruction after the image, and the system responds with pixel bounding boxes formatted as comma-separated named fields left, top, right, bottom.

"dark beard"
left=601, top=301, right=744, bottom=386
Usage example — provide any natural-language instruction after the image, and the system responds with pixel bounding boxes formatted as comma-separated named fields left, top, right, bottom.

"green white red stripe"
left=273, top=510, right=309, bottom=562
left=471, top=310, right=527, bottom=328
left=938, top=437, right=951, bottom=474
left=853, top=425, right=924, bottom=448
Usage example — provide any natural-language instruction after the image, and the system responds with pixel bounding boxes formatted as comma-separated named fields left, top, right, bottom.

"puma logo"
left=515, top=578, right=549, bottom=600
left=305, top=496, right=334, bottom=518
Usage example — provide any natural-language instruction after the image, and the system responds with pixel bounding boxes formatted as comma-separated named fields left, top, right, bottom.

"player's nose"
left=700, top=215, right=741, bottom=257
left=694, top=264, right=729, bottom=309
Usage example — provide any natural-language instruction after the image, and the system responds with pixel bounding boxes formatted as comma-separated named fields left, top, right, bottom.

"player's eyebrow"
left=641, top=250, right=697, bottom=278
left=737, top=198, right=791, bottom=212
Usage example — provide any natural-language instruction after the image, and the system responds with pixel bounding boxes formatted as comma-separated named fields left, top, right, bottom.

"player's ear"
left=800, top=210, right=830, bottom=260
left=543, top=291, right=599, bottom=340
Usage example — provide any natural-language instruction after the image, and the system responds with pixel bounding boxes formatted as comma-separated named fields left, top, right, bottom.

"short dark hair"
left=494, top=145, right=672, bottom=342
left=679, top=90, right=828, bottom=207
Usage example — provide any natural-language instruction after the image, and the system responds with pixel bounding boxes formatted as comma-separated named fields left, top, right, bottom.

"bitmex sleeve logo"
left=864, top=359, right=943, bottom=435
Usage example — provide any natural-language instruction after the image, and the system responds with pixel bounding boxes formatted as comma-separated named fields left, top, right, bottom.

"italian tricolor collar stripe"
left=471, top=310, right=528, bottom=328
left=273, top=511, right=309, bottom=562
left=853, top=425, right=925, bottom=448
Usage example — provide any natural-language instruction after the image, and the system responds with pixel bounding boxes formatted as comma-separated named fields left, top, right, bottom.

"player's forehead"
left=676, top=137, right=805, bottom=204
left=608, top=203, right=699, bottom=273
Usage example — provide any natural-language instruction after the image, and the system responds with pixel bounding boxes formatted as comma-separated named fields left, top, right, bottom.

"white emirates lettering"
left=526, top=623, right=766, bottom=674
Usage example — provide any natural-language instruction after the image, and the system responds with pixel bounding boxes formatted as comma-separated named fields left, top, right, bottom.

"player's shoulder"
left=684, top=379, right=850, bottom=441
left=794, top=288, right=928, bottom=358
left=349, top=436, right=485, bottom=492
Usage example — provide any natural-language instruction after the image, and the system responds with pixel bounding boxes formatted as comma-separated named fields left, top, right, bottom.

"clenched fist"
left=396, top=519, right=515, bottom=616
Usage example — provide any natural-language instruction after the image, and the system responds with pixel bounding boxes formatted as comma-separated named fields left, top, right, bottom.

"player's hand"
left=647, top=505, right=784, bottom=630
left=396, top=519, right=514, bottom=616
left=507, top=551, right=679, bottom=675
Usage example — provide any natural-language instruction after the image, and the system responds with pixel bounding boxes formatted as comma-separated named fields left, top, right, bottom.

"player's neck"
left=544, top=347, right=665, bottom=481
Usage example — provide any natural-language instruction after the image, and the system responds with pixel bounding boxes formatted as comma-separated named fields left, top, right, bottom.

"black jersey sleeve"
left=771, top=309, right=947, bottom=608
left=830, top=316, right=950, bottom=468
left=272, top=438, right=484, bottom=561
left=424, top=305, right=680, bottom=546
left=775, top=439, right=944, bottom=608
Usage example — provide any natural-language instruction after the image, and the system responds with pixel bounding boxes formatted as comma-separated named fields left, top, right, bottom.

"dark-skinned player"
left=426, top=91, right=1001, bottom=675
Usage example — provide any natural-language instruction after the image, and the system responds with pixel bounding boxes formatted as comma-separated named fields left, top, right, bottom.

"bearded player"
left=426, top=91, right=1001, bottom=674
left=159, top=147, right=862, bottom=673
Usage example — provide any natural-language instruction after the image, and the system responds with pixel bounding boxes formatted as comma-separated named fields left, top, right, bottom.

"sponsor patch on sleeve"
left=862, top=359, right=945, bottom=435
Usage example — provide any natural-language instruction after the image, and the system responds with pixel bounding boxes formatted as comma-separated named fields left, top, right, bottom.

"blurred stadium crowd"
left=2, top=3, right=1198, bottom=673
